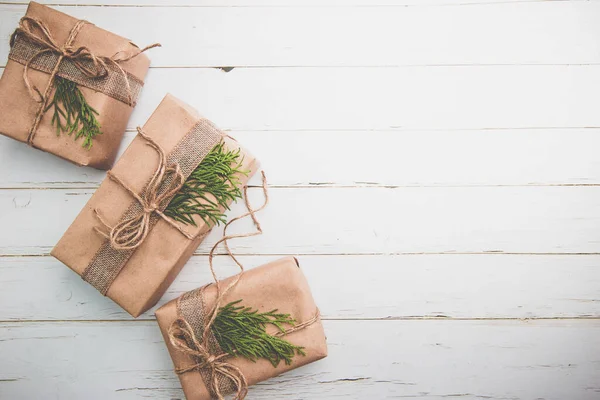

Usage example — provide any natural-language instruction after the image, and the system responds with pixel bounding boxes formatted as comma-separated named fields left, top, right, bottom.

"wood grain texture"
left=1, top=255, right=599, bottom=321
left=1, top=186, right=600, bottom=256
left=1, top=0, right=599, bottom=398
left=3, top=128, right=600, bottom=189
left=73, top=66, right=600, bottom=130
left=0, top=0, right=584, bottom=6
left=1, top=320, right=599, bottom=400
left=2, top=3, right=600, bottom=66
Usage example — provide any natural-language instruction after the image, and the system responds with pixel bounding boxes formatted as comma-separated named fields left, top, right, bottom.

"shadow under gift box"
left=51, top=94, right=259, bottom=317
left=155, top=257, right=328, bottom=400
left=0, top=1, right=151, bottom=170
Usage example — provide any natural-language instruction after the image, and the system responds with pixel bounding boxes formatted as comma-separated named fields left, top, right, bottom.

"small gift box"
left=155, top=257, right=328, bottom=400
left=52, top=94, right=259, bottom=317
left=0, top=2, right=157, bottom=169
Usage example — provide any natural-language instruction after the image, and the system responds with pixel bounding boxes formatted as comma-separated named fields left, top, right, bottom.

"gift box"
left=155, top=257, right=328, bottom=400
left=51, top=94, right=259, bottom=317
left=0, top=1, right=156, bottom=169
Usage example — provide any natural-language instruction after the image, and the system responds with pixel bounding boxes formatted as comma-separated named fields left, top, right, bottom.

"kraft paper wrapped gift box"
left=155, top=257, right=328, bottom=400
left=0, top=1, right=154, bottom=169
left=52, top=94, right=259, bottom=317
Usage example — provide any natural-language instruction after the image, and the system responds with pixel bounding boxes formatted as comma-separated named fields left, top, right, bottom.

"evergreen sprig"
left=212, top=300, right=306, bottom=367
left=45, top=76, right=102, bottom=149
left=164, top=142, right=248, bottom=227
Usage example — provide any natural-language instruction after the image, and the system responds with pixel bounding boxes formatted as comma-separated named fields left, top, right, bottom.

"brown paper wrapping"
left=0, top=2, right=151, bottom=170
left=155, top=257, right=328, bottom=400
left=51, top=94, right=259, bottom=317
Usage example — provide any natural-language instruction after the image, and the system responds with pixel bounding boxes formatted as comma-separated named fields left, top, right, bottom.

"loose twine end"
left=167, top=171, right=269, bottom=400
left=166, top=170, right=319, bottom=399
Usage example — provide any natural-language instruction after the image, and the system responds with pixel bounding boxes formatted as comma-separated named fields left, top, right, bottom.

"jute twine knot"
left=167, top=172, right=270, bottom=400
left=10, top=16, right=160, bottom=146
left=169, top=317, right=248, bottom=400
left=94, top=127, right=195, bottom=251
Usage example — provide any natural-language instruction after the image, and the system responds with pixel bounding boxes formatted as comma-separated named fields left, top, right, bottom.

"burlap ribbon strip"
left=8, top=16, right=159, bottom=146
left=167, top=176, right=321, bottom=400
left=82, top=120, right=222, bottom=295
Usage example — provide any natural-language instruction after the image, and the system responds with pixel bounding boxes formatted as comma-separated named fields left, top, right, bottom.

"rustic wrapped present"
left=156, top=256, right=327, bottom=400
left=51, top=94, right=259, bottom=317
left=0, top=1, right=158, bottom=169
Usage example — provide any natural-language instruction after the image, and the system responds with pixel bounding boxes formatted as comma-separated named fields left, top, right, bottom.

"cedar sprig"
left=45, top=76, right=102, bottom=149
left=164, top=142, right=248, bottom=227
left=212, top=300, right=306, bottom=367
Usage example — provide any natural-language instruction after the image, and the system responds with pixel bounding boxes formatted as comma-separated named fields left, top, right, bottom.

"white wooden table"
left=1, top=1, right=600, bottom=399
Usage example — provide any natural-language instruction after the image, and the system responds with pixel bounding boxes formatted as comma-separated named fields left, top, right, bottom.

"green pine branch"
left=212, top=300, right=306, bottom=367
left=164, top=142, right=248, bottom=227
left=45, top=76, right=102, bottom=149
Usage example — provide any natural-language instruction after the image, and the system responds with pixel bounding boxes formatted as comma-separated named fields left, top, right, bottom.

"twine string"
left=203, top=172, right=270, bottom=340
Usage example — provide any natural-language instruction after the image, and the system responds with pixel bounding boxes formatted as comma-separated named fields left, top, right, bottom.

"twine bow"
left=9, top=16, right=160, bottom=146
left=168, top=172, right=270, bottom=400
left=169, top=318, right=249, bottom=400
left=94, top=127, right=195, bottom=251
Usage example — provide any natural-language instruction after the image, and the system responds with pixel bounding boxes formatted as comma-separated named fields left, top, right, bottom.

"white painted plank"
left=2, top=3, right=600, bottom=66
left=0, top=0, right=580, bottom=6
left=3, top=64, right=600, bottom=133
left=1, top=254, right=599, bottom=321
left=73, top=66, right=600, bottom=130
left=3, top=128, right=600, bottom=189
left=1, top=186, right=599, bottom=256
left=2, top=65, right=600, bottom=131
left=0, top=320, right=599, bottom=399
